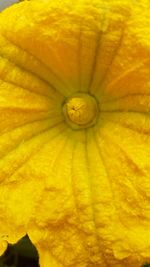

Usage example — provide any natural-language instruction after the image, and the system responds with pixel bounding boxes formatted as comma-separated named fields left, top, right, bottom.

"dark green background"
left=0, top=236, right=149, bottom=267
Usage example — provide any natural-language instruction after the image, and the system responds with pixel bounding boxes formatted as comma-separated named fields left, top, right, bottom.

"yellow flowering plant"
left=0, top=0, right=149, bottom=266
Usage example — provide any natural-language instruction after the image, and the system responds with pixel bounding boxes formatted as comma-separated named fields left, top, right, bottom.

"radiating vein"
left=5, top=127, right=68, bottom=183
left=87, top=13, right=106, bottom=93
left=107, top=58, right=150, bottom=92
left=85, top=130, right=108, bottom=266
left=0, top=54, right=56, bottom=100
left=2, top=33, right=68, bottom=97
left=95, top=128, right=148, bottom=210
left=71, top=141, right=80, bottom=220
left=0, top=58, right=63, bottom=101
left=99, top=26, right=125, bottom=89
left=77, top=23, right=82, bottom=92
left=96, top=118, right=149, bottom=175
left=0, top=116, right=55, bottom=137
left=102, top=128, right=145, bottom=176
left=0, top=106, right=49, bottom=113
left=100, top=109, right=150, bottom=115
left=70, top=140, right=95, bottom=257
left=101, top=93, right=150, bottom=104
left=104, top=117, right=150, bottom=136
left=93, top=129, right=125, bottom=228
left=0, top=120, right=65, bottom=162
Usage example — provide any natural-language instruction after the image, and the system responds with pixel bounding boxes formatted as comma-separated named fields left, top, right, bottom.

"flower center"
left=63, top=93, right=99, bottom=129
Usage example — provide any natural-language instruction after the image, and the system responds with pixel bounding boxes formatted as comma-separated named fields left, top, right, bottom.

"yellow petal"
left=0, top=0, right=149, bottom=266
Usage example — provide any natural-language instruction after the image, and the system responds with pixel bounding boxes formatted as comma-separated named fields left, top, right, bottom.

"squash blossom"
left=0, top=0, right=150, bottom=266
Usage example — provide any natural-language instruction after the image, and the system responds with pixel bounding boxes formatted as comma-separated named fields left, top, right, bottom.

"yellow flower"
left=0, top=0, right=150, bottom=266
